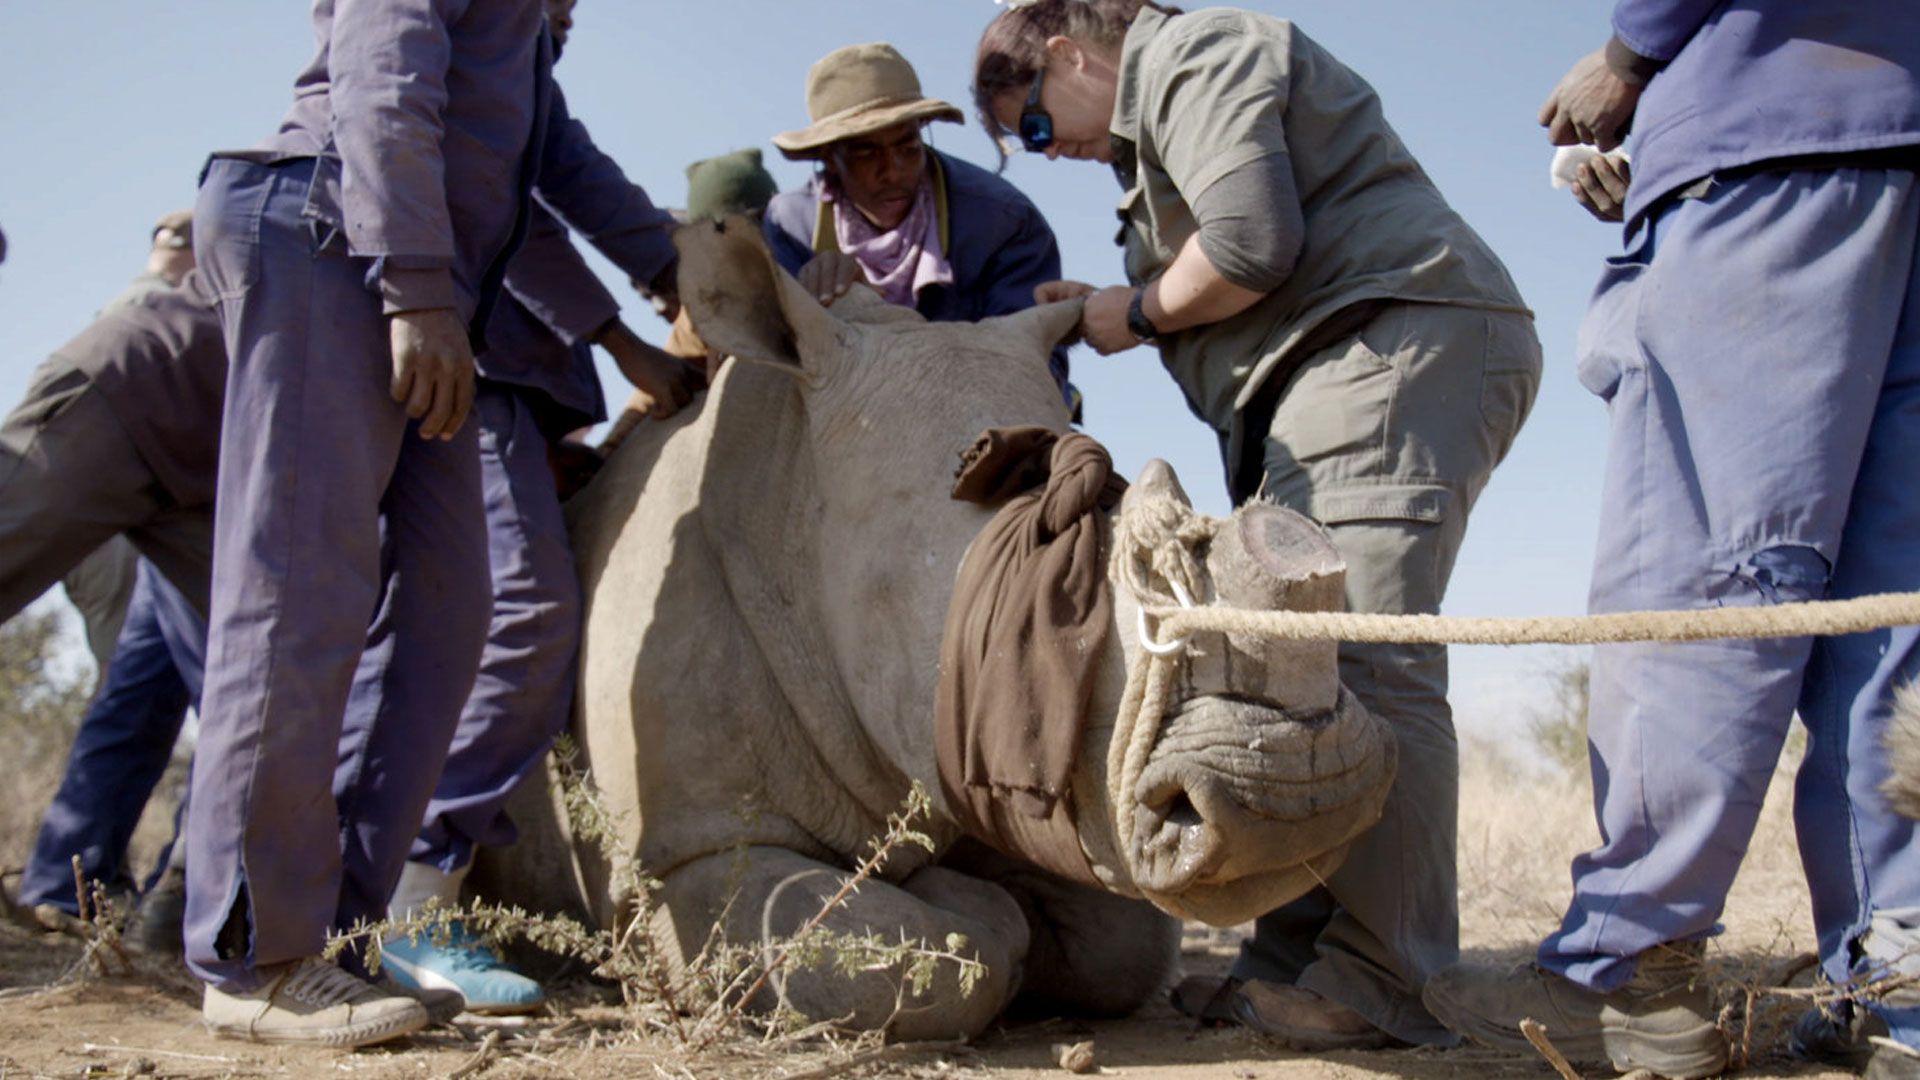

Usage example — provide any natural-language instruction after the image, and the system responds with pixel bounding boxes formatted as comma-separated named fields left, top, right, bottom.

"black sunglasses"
left=1018, top=67, right=1053, bottom=153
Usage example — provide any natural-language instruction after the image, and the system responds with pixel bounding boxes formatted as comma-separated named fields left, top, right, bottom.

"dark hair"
left=972, top=0, right=1183, bottom=158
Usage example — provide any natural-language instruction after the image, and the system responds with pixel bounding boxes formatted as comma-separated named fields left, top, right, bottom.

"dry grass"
left=0, top=609, right=189, bottom=919
left=1458, top=728, right=1810, bottom=955
left=1457, top=721, right=1821, bottom=1070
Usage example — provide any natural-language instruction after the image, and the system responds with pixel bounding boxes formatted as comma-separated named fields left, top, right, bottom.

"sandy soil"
left=0, top=735, right=1855, bottom=1079
left=0, top=926, right=1847, bottom=1080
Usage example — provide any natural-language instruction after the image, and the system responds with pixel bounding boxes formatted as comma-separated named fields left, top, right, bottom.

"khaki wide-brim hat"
left=772, top=42, right=963, bottom=160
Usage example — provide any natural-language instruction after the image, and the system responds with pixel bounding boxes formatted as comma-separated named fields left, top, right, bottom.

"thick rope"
left=1144, top=591, right=1920, bottom=646
left=1104, top=491, right=1920, bottom=898
left=1111, top=491, right=1216, bottom=612
left=1106, top=493, right=1216, bottom=892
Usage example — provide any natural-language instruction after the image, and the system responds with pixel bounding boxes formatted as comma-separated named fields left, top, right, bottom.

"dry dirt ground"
left=0, top=736, right=1856, bottom=1080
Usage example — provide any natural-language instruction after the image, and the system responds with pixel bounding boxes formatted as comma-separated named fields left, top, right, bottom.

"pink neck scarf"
left=819, top=170, right=954, bottom=308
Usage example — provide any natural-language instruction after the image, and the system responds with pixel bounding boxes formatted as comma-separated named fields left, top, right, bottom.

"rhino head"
left=674, top=217, right=1395, bottom=927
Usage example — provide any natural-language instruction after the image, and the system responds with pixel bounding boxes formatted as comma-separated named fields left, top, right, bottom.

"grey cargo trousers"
left=1232, top=301, right=1540, bottom=1046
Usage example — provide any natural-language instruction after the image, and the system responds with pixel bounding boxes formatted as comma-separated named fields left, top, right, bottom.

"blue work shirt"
left=238, top=4, right=677, bottom=426
left=241, top=0, right=547, bottom=323
left=1612, top=0, right=1920, bottom=227
left=481, top=76, right=680, bottom=436
left=480, top=207, right=615, bottom=438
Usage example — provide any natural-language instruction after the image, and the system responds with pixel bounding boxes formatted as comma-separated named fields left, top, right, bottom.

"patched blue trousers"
left=1539, top=168, right=1920, bottom=1034
left=185, top=158, right=491, bottom=991
left=344, top=382, right=580, bottom=881
left=21, top=560, right=204, bottom=913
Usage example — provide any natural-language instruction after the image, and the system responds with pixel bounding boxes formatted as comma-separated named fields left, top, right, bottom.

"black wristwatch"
left=1126, top=285, right=1161, bottom=343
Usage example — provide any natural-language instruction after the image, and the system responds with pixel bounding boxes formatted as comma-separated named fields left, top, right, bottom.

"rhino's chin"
left=1115, top=692, right=1396, bottom=925
left=1143, top=849, right=1353, bottom=925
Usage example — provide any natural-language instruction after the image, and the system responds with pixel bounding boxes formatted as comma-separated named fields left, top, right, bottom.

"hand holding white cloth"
left=1551, top=144, right=1631, bottom=190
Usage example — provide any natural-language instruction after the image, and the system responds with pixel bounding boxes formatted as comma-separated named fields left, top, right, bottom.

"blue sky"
left=0, top=2, right=1622, bottom=734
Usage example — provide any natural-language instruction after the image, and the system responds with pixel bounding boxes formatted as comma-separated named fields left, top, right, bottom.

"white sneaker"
left=202, top=956, right=429, bottom=1047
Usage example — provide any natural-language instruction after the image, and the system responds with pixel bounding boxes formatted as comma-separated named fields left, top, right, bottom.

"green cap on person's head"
left=685, top=148, right=778, bottom=222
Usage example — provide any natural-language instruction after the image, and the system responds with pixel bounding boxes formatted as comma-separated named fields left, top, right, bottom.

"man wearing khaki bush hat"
left=763, top=42, right=1078, bottom=416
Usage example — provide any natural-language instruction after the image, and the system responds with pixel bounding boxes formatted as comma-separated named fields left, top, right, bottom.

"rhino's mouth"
left=1123, top=692, right=1395, bottom=904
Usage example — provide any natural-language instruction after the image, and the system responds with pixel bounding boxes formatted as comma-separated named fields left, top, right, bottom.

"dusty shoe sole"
left=205, top=1002, right=429, bottom=1048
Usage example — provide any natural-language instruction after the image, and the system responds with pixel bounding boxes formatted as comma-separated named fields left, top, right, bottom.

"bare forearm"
left=1142, top=234, right=1266, bottom=334
left=593, top=317, right=699, bottom=420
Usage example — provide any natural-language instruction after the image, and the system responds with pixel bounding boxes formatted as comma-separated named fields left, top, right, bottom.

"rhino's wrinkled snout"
left=1112, top=490, right=1398, bottom=925
left=1128, top=693, right=1395, bottom=900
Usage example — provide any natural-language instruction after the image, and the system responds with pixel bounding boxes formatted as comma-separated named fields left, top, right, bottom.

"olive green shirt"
left=1111, top=8, right=1530, bottom=455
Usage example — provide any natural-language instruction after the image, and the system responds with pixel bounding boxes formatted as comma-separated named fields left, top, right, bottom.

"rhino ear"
left=983, top=297, right=1085, bottom=355
left=673, top=215, right=840, bottom=376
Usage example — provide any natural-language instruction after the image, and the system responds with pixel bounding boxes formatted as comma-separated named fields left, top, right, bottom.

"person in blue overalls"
left=1423, top=5, right=1920, bottom=1078
left=374, top=0, right=702, bottom=1018
left=188, top=0, right=647, bottom=1047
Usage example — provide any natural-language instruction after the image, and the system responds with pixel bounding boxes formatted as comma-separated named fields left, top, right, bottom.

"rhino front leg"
left=653, top=846, right=1032, bottom=1040
left=942, top=840, right=1181, bottom=1017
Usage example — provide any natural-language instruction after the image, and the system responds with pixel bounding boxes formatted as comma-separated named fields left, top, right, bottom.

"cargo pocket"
left=1115, top=186, right=1160, bottom=284
left=1304, top=482, right=1451, bottom=528
left=1263, top=310, right=1404, bottom=491
left=1298, top=481, right=1455, bottom=612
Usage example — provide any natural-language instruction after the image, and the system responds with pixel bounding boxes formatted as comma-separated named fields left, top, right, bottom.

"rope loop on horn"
left=1106, top=491, right=1220, bottom=902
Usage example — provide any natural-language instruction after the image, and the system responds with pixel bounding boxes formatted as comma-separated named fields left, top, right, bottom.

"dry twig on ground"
left=1519, top=1018, right=1584, bottom=1080
left=444, top=1028, right=502, bottom=1080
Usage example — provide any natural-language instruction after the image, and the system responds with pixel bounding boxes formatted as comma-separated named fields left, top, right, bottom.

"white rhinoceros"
left=490, top=218, right=1397, bottom=1040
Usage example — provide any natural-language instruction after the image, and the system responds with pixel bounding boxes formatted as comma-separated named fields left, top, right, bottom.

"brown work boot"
left=202, top=956, right=428, bottom=1047
left=1422, top=941, right=1728, bottom=1078
left=1232, top=980, right=1401, bottom=1051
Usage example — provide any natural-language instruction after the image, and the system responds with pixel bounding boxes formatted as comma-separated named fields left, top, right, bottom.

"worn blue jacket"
left=480, top=207, right=616, bottom=438
left=481, top=77, right=680, bottom=437
left=240, top=0, right=675, bottom=358
left=763, top=150, right=1073, bottom=401
left=234, top=4, right=677, bottom=436
left=244, top=0, right=545, bottom=323
left=1610, top=0, right=1920, bottom=226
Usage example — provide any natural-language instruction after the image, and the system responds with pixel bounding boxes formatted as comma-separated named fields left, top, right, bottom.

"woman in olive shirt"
left=974, top=0, right=1540, bottom=1052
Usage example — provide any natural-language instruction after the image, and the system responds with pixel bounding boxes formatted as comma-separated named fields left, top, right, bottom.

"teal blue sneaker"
left=380, top=926, right=545, bottom=1015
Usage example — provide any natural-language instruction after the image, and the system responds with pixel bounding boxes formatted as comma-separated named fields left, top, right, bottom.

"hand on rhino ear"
left=983, top=296, right=1087, bottom=356
left=672, top=215, right=840, bottom=380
